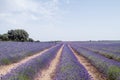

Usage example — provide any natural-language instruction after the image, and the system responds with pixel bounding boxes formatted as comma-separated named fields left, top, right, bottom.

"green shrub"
left=17, top=74, right=30, bottom=80
left=108, top=66, right=120, bottom=80
left=1, top=58, right=11, bottom=65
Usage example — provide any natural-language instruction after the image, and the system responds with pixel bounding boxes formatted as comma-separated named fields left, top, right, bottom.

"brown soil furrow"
left=68, top=45, right=107, bottom=80
left=34, top=45, right=64, bottom=80
left=0, top=46, right=56, bottom=77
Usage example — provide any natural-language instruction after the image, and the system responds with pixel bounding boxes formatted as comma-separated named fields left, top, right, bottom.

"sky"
left=0, top=0, right=120, bottom=41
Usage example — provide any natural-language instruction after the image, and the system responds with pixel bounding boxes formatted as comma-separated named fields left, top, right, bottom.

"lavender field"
left=0, top=0, right=120, bottom=80
left=0, top=41, right=120, bottom=80
left=0, top=42, right=56, bottom=65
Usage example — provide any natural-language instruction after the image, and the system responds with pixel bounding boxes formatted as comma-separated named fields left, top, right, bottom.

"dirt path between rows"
left=0, top=46, right=56, bottom=78
left=34, top=45, right=64, bottom=80
left=68, top=45, right=107, bottom=80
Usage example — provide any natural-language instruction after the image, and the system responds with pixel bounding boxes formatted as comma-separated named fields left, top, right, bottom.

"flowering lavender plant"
left=70, top=43, right=120, bottom=80
left=0, top=42, right=56, bottom=65
left=54, top=45, right=91, bottom=80
left=1, top=44, right=62, bottom=80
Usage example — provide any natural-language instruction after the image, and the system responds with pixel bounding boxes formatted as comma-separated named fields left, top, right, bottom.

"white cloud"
left=0, top=0, right=70, bottom=41
left=0, top=0, right=62, bottom=26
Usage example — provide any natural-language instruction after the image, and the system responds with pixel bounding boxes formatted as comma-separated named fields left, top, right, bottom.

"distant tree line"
left=0, top=29, right=35, bottom=42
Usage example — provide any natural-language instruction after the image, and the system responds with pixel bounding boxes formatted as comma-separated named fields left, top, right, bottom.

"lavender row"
left=1, top=44, right=62, bottom=80
left=0, top=42, right=57, bottom=65
left=73, top=43, right=120, bottom=62
left=83, top=43, right=120, bottom=61
left=70, top=44, right=120, bottom=80
left=72, top=42, right=120, bottom=61
left=72, top=41, right=120, bottom=54
left=83, top=46, right=120, bottom=62
left=85, top=42, right=120, bottom=53
left=54, top=45, right=91, bottom=80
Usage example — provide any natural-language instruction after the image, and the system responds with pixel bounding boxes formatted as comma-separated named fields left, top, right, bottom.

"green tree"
left=28, top=38, right=34, bottom=42
left=8, top=29, right=29, bottom=41
left=1, top=34, right=9, bottom=41
left=0, top=34, right=2, bottom=41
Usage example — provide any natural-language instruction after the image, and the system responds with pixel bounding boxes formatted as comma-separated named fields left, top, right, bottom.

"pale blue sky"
left=0, top=0, right=120, bottom=41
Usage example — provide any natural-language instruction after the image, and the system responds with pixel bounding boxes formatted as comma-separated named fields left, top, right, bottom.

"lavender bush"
left=72, top=42, right=120, bottom=61
left=0, top=42, right=56, bottom=65
left=70, top=43, right=120, bottom=80
left=1, top=44, right=62, bottom=80
left=54, top=45, right=91, bottom=80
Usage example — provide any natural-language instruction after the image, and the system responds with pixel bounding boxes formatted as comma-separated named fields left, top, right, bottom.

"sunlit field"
left=0, top=41, right=120, bottom=80
left=0, top=0, right=120, bottom=80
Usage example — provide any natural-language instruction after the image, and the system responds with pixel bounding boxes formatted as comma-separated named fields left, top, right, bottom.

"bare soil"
left=34, top=45, right=64, bottom=80
left=0, top=46, right=56, bottom=78
left=68, top=45, right=107, bottom=80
